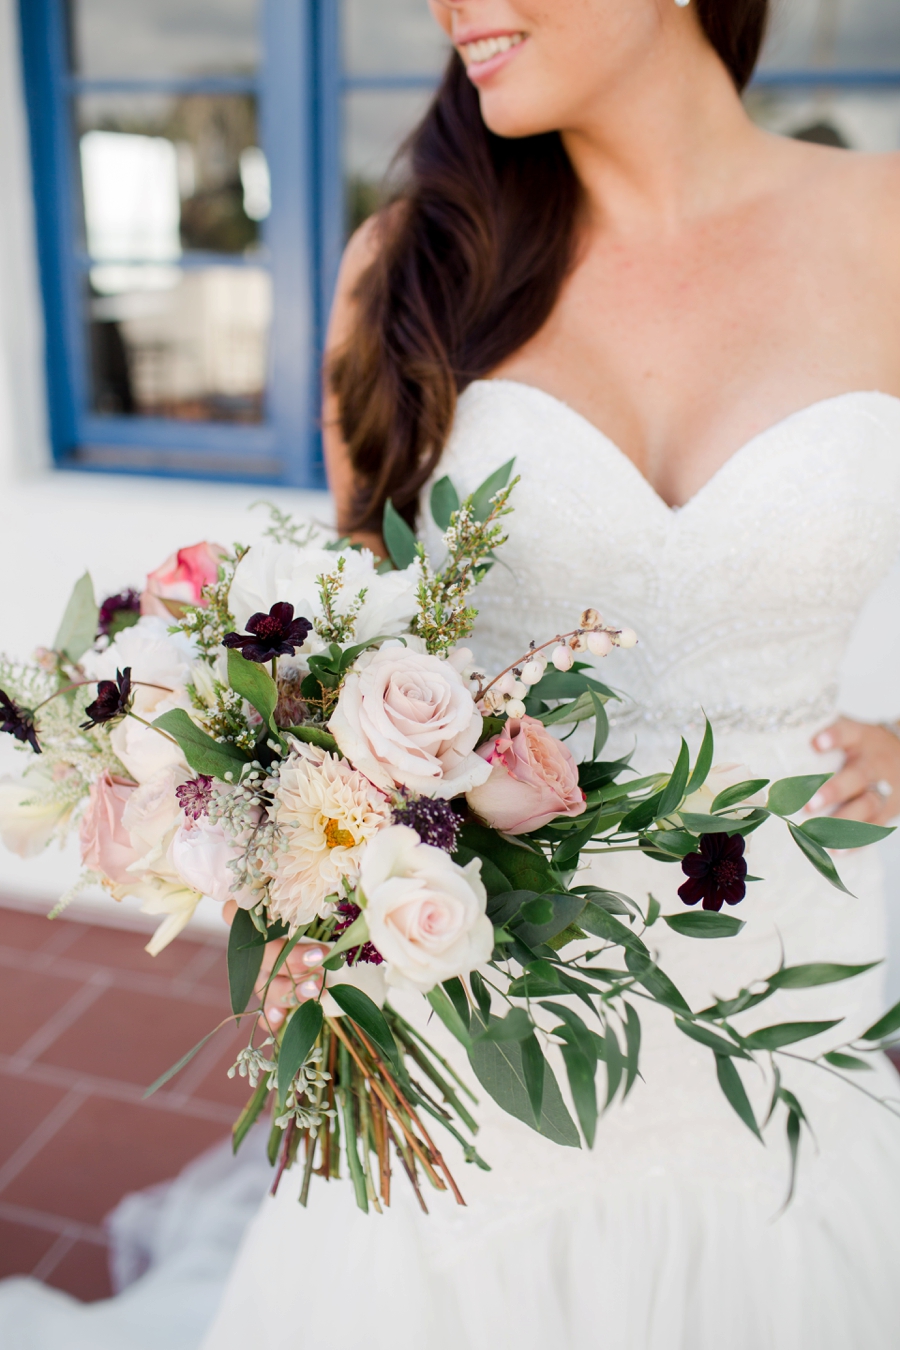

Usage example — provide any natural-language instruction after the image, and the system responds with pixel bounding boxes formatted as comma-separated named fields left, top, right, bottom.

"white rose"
left=170, top=819, right=248, bottom=905
left=228, top=543, right=419, bottom=645
left=0, top=771, right=73, bottom=858
left=121, top=766, right=186, bottom=859
left=360, top=824, right=493, bottom=992
left=329, top=644, right=491, bottom=798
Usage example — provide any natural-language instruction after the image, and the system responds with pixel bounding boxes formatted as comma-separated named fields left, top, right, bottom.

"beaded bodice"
left=429, top=382, right=900, bottom=746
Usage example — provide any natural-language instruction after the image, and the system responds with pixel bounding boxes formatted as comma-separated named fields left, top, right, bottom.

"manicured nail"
left=301, top=947, right=325, bottom=967
left=269, top=1006, right=284, bottom=1025
left=815, top=733, right=833, bottom=751
left=298, top=978, right=321, bottom=1000
left=809, top=793, right=825, bottom=811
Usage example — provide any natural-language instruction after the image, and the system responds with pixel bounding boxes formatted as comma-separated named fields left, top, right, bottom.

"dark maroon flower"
left=0, top=688, right=40, bottom=754
left=222, top=603, right=312, bottom=664
left=392, top=792, right=461, bottom=853
left=176, top=775, right=214, bottom=821
left=333, top=900, right=384, bottom=966
left=81, top=668, right=132, bottom=730
left=97, top=588, right=141, bottom=639
left=678, top=833, right=747, bottom=912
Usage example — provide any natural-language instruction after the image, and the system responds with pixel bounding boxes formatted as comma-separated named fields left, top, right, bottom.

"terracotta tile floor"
left=0, top=905, right=249, bottom=1303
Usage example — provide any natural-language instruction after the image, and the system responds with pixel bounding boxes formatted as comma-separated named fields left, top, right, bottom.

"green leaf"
left=686, top=717, right=714, bottom=794
left=603, top=1022, right=624, bottom=1108
left=468, top=1021, right=580, bottom=1147
left=645, top=894, right=661, bottom=927
left=799, top=817, right=894, bottom=850
left=715, top=1054, right=761, bottom=1139
left=743, top=1020, right=841, bottom=1051
left=227, top=649, right=278, bottom=735
left=277, top=1001, right=324, bottom=1101
left=520, top=1032, right=546, bottom=1127
left=153, top=708, right=250, bottom=781
left=54, top=572, right=99, bottom=663
left=767, top=960, right=879, bottom=990
left=144, top=1024, right=225, bottom=1097
left=579, top=904, right=649, bottom=956
left=663, top=911, right=745, bottom=940
left=543, top=1002, right=598, bottom=1066
left=644, top=829, right=698, bottom=858
left=766, top=774, right=831, bottom=817
left=520, top=897, right=554, bottom=926
left=323, top=914, right=370, bottom=968
left=327, top=984, right=401, bottom=1071
left=860, top=996, right=900, bottom=1043
left=675, top=1018, right=749, bottom=1057
left=824, top=1051, right=873, bottom=1072
left=538, top=690, right=599, bottom=728
left=559, top=1041, right=598, bottom=1147
left=470, top=457, right=515, bottom=522
left=678, top=810, right=768, bottom=836
left=458, top=823, right=558, bottom=896
left=382, top=499, right=419, bottom=570
left=227, top=908, right=265, bottom=1014
left=514, top=892, right=588, bottom=950
left=472, top=1007, right=533, bottom=1044
left=590, top=692, right=609, bottom=759
left=470, top=970, right=492, bottom=1023
left=430, top=475, right=460, bottom=530
left=232, top=1078, right=271, bottom=1153
left=286, top=725, right=339, bottom=753
left=710, top=779, right=770, bottom=813
left=619, top=790, right=665, bottom=834
left=657, top=740, right=691, bottom=820
left=530, top=669, right=615, bottom=703
left=426, top=985, right=472, bottom=1049
left=623, top=1003, right=642, bottom=1098
left=787, top=822, right=852, bottom=894
left=624, top=950, right=691, bottom=1013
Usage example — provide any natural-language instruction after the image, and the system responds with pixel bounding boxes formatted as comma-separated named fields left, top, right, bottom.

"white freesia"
left=329, top=644, right=491, bottom=799
left=84, top=617, right=198, bottom=783
left=359, top=824, right=492, bottom=992
left=228, top=542, right=420, bottom=645
left=0, top=769, right=74, bottom=857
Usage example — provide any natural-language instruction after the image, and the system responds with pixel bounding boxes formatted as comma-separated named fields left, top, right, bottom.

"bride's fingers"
left=807, top=764, right=867, bottom=814
left=813, top=717, right=865, bottom=755
left=831, top=788, right=883, bottom=824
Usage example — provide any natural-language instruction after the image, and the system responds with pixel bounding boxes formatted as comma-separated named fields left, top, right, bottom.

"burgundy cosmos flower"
left=678, top=833, right=747, bottom=912
left=97, top=588, right=141, bottom=639
left=81, top=668, right=132, bottom=730
left=222, top=603, right=312, bottom=664
left=333, top=900, right=384, bottom=966
left=0, top=688, right=40, bottom=754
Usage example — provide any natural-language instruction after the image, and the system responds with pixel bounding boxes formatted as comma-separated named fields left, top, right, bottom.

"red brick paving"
left=0, top=906, right=246, bottom=1303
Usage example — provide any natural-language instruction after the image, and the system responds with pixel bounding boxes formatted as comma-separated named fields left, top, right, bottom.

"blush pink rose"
left=466, top=715, right=586, bottom=835
left=141, top=542, right=226, bottom=618
left=79, top=771, right=141, bottom=887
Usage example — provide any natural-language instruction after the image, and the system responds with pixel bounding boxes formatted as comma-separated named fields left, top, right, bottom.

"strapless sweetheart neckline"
left=469, top=380, right=900, bottom=515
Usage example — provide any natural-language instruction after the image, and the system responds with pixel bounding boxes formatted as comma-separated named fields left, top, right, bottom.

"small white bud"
left=505, top=699, right=527, bottom=719
left=615, top=627, right=638, bottom=649
left=580, top=608, right=602, bottom=631
left=497, top=672, right=520, bottom=697
left=570, top=633, right=590, bottom=653
left=521, top=659, right=545, bottom=686
left=587, top=630, right=614, bottom=658
left=509, top=678, right=528, bottom=699
left=552, top=645, right=574, bottom=671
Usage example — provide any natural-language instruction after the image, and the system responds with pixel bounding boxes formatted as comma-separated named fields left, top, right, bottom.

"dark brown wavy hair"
left=330, top=1, right=770, bottom=532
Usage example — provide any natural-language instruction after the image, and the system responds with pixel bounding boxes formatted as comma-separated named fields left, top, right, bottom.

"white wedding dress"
left=4, top=381, right=900, bottom=1348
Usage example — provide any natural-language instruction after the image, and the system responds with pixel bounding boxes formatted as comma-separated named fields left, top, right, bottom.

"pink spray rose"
left=466, top=715, right=586, bottom=835
left=80, top=770, right=141, bottom=887
left=141, top=542, right=226, bottom=619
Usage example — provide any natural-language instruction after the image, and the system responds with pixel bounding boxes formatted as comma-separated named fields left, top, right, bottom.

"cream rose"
left=359, top=824, right=492, bottom=992
left=329, top=644, right=491, bottom=799
left=170, top=819, right=248, bottom=905
left=467, top=714, right=586, bottom=834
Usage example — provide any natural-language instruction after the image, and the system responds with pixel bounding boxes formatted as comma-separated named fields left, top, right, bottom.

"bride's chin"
left=476, top=91, right=561, bottom=141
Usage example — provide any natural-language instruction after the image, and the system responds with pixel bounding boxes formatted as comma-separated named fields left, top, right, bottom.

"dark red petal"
left=678, top=878, right=706, bottom=906
left=681, top=853, right=709, bottom=878
left=702, top=894, right=725, bottom=912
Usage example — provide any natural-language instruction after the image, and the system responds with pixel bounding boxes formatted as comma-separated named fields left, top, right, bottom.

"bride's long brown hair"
left=330, top=1, right=770, bottom=531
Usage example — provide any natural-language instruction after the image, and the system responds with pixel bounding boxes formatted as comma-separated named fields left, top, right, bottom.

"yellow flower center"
left=323, top=817, right=355, bottom=849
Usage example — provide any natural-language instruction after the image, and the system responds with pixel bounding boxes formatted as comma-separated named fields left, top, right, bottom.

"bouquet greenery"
left=1, top=465, right=898, bottom=1214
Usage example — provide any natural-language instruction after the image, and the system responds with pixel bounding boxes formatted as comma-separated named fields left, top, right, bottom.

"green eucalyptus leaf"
left=426, top=985, right=472, bottom=1048
left=715, top=1054, right=761, bottom=1139
left=768, top=960, right=879, bottom=990
left=743, top=1020, right=841, bottom=1051
left=472, top=1007, right=533, bottom=1044
left=153, top=708, right=250, bottom=781
left=645, top=894, right=661, bottom=927
left=232, top=1078, right=271, bottom=1152
left=470, top=458, right=515, bottom=522
left=710, top=779, right=770, bottom=813
left=144, top=1024, right=225, bottom=1098
left=327, top=984, right=401, bottom=1072
left=788, top=822, right=852, bottom=894
left=382, top=499, right=419, bottom=570
left=277, top=1001, right=324, bottom=1101
left=538, top=690, right=598, bottom=728
left=675, top=1018, right=749, bottom=1057
left=799, top=817, right=894, bottom=850
left=468, top=1015, right=580, bottom=1147
left=860, top=996, right=900, bottom=1044
left=619, top=790, right=666, bottom=834
left=590, top=692, right=609, bottom=759
left=767, top=774, right=831, bottom=817
left=686, top=717, right=714, bottom=794
left=559, top=1040, right=598, bottom=1147
left=430, top=475, right=460, bottom=530
left=657, top=740, right=691, bottom=820
left=664, top=911, right=745, bottom=940
left=470, top=969, right=492, bottom=1023
left=623, top=1003, right=642, bottom=1098
left=458, top=822, right=558, bottom=895
left=228, top=907, right=265, bottom=1014
left=823, top=1050, right=873, bottom=1072
left=54, top=572, right=99, bottom=663
left=624, top=949, right=691, bottom=1014
left=678, top=810, right=768, bottom=836
left=579, top=903, right=649, bottom=956
left=603, top=1022, right=624, bottom=1108
left=520, top=1031, right=546, bottom=1127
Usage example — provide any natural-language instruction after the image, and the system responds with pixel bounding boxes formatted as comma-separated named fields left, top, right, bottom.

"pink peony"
left=141, top=542, right=226, bottom=619
left=79, top=770, right=140, bottom=887
left=466, top=715, right=586, bottom=835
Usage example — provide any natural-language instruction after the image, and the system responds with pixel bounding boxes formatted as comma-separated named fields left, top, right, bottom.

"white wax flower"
left=360, top=824, right=493, bottom=993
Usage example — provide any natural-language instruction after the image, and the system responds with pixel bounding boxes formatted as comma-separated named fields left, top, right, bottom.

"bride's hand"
left=810, top=718, right=900, bottom=825
left=222, top=900, right=326, bottom=1027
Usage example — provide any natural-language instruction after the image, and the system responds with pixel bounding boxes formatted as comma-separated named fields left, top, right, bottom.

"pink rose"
left=466, top=715, right=586, bottom=835
left=141, top=542, right=226, bottom=619
left=80, top=771, right=141, bottom=887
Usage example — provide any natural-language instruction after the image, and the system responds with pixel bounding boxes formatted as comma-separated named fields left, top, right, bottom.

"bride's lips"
left=456, top=31, right=528, bottom=85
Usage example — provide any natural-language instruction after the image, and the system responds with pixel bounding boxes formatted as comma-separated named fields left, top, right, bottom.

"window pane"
left=761, top=0, right=900, bottom=70
left=77, top=94, right=267, bottom=256
left=343, top=89, right=435, bottom=233
left=343, top=0, right=451, bottom=76
left=87, top=267, right=271, bottom=422
left=68, top=0, right=260, bottom=80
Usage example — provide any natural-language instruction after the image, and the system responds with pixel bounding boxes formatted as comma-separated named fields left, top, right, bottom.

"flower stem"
left=127, top=712, right=179, bottom=745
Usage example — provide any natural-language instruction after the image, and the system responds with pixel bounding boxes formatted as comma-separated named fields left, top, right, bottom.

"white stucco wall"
left=0, top=1, right=899, bottom=991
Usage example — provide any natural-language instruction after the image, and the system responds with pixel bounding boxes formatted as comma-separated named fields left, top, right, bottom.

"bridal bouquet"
left=2, top=465, right=898, bottom=1212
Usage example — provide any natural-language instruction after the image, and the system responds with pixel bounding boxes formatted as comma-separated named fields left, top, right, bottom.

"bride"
left=202, top=2, right=900, bottom=1347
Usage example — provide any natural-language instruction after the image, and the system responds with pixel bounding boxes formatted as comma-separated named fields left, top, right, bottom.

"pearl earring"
left=675, top=0, right=690, bottom=7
